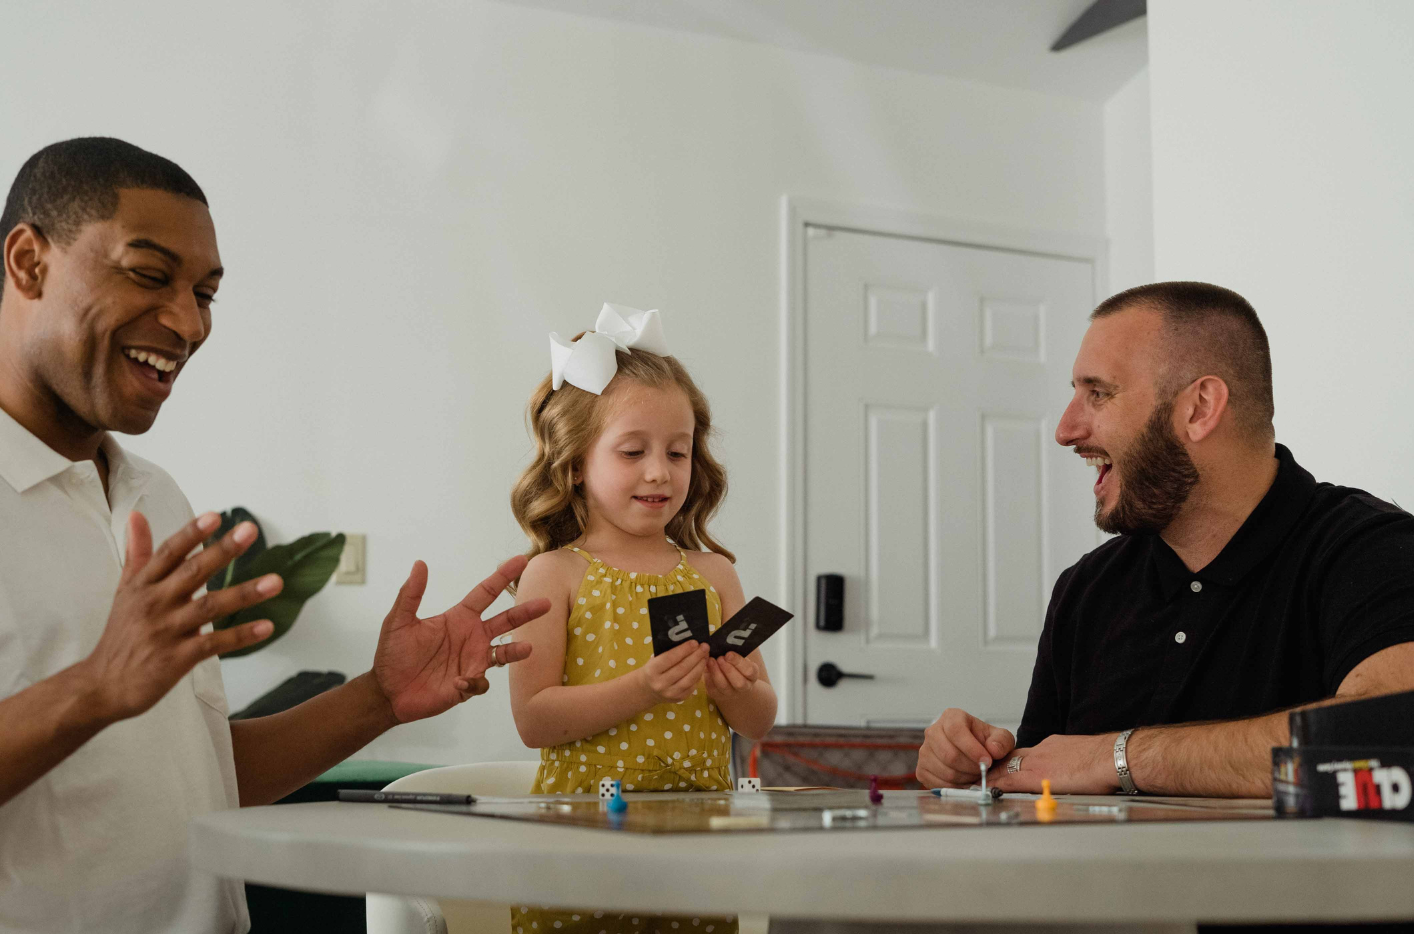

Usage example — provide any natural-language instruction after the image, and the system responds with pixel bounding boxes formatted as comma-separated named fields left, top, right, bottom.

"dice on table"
left=737, top=777, right=761, bottom=793
left=599, top=777, right=622, bottom=801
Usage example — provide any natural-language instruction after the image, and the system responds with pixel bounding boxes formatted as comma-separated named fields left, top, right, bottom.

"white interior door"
left=802, top=225, right=1097, bottom=728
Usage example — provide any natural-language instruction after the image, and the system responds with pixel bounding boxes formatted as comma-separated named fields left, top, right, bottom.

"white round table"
left=190, top=793, right=1414, bottom=930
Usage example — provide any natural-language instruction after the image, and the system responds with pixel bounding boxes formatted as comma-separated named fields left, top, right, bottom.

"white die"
left=737, top=777, right=761, bottom=793
left=599, top=777, right=621, bottom=800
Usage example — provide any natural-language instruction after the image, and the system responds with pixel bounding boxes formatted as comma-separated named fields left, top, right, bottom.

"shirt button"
left=1174, top=631, right=1188, bottom=644
left=1190, top=581, right=1203, bottom=593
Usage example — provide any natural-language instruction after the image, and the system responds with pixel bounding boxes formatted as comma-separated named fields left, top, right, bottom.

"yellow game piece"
left=1036, top=779, right=1058, bottom=822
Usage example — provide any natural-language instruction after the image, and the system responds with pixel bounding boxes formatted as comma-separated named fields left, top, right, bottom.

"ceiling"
left=493, top=0, right=1148, bottom=101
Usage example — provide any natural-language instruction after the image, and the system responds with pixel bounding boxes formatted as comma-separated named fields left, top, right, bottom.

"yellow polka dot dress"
left=530, top=546, right=733, bottom=795
left=514, top=545, right=738, bottom=934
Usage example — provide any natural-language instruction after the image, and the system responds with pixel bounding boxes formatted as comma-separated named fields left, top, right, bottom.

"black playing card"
left=647, top=590, right=711, bottom=656
left=708, top=597, right=793, bottom=658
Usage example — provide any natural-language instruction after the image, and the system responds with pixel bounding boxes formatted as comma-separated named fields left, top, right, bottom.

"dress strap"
left=562, top=544, right=596, bottom=562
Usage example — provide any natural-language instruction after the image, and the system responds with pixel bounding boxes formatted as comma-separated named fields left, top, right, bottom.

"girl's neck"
left=577, top=521, right=680, bottom=575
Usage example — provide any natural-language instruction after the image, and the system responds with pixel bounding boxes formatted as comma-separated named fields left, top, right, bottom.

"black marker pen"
left=338, top=790, right=476, bottom=805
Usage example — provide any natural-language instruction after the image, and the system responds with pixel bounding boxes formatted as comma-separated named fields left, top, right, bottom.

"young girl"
left=507, top=307, right=774, bottom=934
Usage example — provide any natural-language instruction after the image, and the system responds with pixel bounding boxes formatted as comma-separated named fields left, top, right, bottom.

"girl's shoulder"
left=521, top=548, right=592, bottom=593
left=681, top=549, right=738, bottom=591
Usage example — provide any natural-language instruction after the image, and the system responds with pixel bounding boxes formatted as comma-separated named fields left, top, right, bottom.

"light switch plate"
left=335, top=533, right=365, bottom=585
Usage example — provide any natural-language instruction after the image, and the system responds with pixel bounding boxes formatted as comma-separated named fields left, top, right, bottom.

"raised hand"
left=83, top=511, right=282, bottom=722
left=371, top=556, right=551, bottom=723
left=916, top=707, right=1016, bottom=789
left=638, top=639, right=710, bottom=704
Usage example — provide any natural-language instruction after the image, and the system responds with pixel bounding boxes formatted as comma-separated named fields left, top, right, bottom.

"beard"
left=1095, top=398, right=1200, bottom=535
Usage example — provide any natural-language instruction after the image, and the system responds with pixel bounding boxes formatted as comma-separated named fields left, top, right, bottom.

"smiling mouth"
left=123, top=348, right=179, bottom=385
left=633, top=495, right=671, bottom=508
left=1083, top=454, right=1113, bottom=495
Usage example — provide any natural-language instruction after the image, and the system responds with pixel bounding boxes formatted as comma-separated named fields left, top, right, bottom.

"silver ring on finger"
left=490, top=643, right=505, bottom=668
left=1007, top=755, right=1023, bottom=775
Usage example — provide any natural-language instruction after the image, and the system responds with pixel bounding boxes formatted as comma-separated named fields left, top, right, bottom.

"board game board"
left=393, top=790, right=1273, bottom=834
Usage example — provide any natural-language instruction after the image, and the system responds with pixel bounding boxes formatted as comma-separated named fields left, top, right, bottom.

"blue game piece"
left=607, top=781, right=628, bottom=815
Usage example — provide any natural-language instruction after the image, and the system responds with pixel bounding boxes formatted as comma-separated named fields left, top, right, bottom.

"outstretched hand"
left=372, top=555, right=550, bottom=723
left=84, top=511, right=282, bottom=723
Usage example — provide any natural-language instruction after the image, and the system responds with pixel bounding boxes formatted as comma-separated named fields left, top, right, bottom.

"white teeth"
left=124, top=349, right=178, bottom=372
left=1083, top=456, right=1113, bottom=469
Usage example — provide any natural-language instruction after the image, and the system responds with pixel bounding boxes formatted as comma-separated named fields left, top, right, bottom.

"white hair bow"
left=549, top=303, right=670, bottom=395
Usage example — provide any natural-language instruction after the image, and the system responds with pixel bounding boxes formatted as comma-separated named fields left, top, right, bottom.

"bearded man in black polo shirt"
left=917, top=281, right=1414, bottom=797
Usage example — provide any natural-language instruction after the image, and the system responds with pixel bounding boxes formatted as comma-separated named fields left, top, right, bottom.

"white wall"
left=1149, top=0, right=1414, bottom=506
left=1, top=0, right=1104, bottom=765
left=1103, top=67, right=1154, bottom=294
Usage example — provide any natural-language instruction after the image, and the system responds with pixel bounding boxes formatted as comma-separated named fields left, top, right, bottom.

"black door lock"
left=816, top=662, right=875, bottom=688
left=815, top=574, right=844, bottom=631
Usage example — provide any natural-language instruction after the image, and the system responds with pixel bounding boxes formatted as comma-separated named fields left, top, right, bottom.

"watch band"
left=1114, top=728, right=1139, bottom=795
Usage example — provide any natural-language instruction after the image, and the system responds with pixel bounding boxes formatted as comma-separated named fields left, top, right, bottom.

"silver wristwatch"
left=1113, top=728, right=1139, bottom=795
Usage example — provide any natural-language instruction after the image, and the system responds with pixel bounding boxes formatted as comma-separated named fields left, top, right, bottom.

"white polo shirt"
left=0, top=407, right=248, bottom=934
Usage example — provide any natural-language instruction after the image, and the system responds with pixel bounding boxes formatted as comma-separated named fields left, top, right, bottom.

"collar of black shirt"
left=1149, top=444, right=1319, bottom=597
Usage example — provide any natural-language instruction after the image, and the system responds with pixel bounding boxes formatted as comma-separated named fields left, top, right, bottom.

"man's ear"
left=1177, top=375, right=1230, bottom=443
left=3, top=223, right=48, bottom=300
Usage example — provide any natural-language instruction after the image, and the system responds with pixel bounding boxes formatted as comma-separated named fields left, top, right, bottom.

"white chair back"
left=366, top=761, right=540, bottom=934
left=384, top=761, right=540, bottom=796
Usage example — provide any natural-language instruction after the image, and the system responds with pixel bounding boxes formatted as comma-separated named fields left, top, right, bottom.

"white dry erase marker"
left=932, top=787, right=1000, bottom=802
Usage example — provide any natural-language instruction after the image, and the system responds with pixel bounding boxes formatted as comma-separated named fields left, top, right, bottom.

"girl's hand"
left=705, top=652, right=760, bottom=702
left=640, top=640, right=710, bottom=704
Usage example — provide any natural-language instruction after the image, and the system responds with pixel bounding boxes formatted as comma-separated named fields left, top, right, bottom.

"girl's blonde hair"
left=510, top=339, right=734, bottom=568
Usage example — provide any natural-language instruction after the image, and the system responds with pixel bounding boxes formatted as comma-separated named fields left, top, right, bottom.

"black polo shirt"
left=1017, top=444, right=1414, bottom=747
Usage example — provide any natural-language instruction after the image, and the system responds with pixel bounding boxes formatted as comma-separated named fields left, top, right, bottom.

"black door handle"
left=816, top=662, right=876, bottom=688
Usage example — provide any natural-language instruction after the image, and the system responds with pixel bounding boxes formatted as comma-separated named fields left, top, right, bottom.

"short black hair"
left=1092, top=281, right=1275, bottom=440
left=0, top=137, right=207, bottom=287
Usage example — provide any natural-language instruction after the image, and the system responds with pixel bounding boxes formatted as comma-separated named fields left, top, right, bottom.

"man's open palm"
left=372, top=556, right=549, bottom=723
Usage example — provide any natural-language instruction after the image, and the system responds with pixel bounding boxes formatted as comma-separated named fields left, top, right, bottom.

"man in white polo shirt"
left=0, top=138, right=550, bottom=934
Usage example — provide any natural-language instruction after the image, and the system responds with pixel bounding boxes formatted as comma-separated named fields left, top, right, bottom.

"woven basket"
left=733, top=725, right=925, bottom=790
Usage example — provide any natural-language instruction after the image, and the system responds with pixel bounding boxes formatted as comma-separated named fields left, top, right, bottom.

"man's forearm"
left=229, top=671, right=400, bottom=807
left=0, top=660, right=116, bottom=807
left=1125, top=708, right=1287, bottom=797
left=1124, top=679, right=1407, bottom=797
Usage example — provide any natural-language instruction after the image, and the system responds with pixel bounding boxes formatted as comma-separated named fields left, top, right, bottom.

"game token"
left=1036, top=779, right=1057, bottom=822
left=606, top=781, right=628, bottom=815
left=868, top=775, right=883, bottom=805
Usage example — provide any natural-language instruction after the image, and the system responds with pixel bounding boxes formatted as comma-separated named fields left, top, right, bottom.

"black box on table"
left=1273, top=745, right=1414, bottom=821
left=1272, top=688, right=1414, bottom=821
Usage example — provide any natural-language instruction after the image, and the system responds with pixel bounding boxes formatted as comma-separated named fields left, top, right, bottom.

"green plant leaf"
left=204, top=506, right=266, bottom=592
left=213, top=531, right=346, bottom=658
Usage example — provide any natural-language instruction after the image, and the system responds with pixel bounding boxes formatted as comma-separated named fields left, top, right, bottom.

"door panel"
left=865, top=405, right=932, bottom=646
left=803, top=227, right=1096, bottom=726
